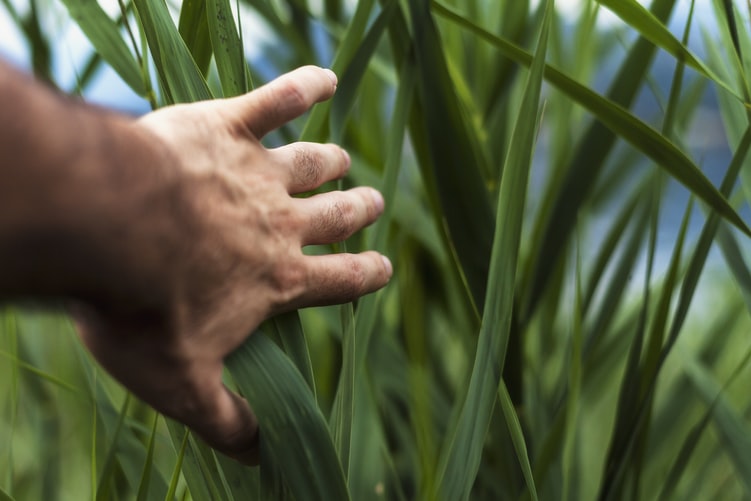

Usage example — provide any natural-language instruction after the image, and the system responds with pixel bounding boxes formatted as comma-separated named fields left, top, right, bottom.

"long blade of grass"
left=329, top=301, right=355, bottom=479
left=226, top=333, right=349, bottom=500
left=662, top=124, right=751, bottom=356
left=717, top=222, right=751, bottom=310
left=595, top=0, right=744, bottom=103
left=59, top=0, right=146, bottom=95
left=409, top=0, right=495, bottom=314
left=206, top=0, right=248, bottom=96
left=0, top=487, right=14, bottom=501
left=215, top=452, right=259, bottom=498
left=135, top=413, right=159, bottom=501
left=178, top=0, right=212, bottom=75
left=685, top=358, right=751, bottom=495
left=164, top=428, right=189, bottom=501
left=660, top=341, right=751, bottom=499
left=266, top=313, right=316, bottom=394
left=133, top=0, right=212, bottom=103
left=433, top=1, right=552, bottom=497
left=96, top=393, right=131, bottom=501
left=300, top=0, right=375, bottom=142
left=329, top=0, right=397, bottom=142
left=165, top=420, right=228, bottom=501
left=499, top=380, right=539, bottom=501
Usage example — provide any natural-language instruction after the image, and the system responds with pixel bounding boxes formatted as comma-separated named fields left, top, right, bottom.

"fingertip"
left=322, top=67, right=338, bottom=88
left=341, top=148, right=351, bottom=172
left=370, top=188, right=385, bottom=214
left=381, top=254, right=393, bottom=278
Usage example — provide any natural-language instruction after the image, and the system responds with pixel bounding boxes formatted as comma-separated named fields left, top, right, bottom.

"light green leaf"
left=227, top=333, right=349, bottom=500
left=133, top=0, right=212, bottom=103
left=433, top=0, right=552, bottom=498
left=59, top=0, right=146, bottom=95
left=207, top=0, right=248, bottom=96
left=595, top=0, right=745, bottom=104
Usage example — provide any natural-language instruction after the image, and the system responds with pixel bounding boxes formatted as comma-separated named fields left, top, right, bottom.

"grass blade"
left=59, top=0, right=146, bottom=95
left=409, top=0, right=495, bottom=313
left=0, top=487, right=14, bottom=501
left=596, top=0, right=744, bottom=103
left=135, top=413, right=159, bottom=501
left=227, top=333, right=349, bottom=500
left=164, top=428, right=189, bottom=501
left=660, top=342, right=751, bottom=499
left=499, top=381, right=539, bottom=501
left=178, top=0, right=212, bottom=75
left=433, top=1, right=552, bottom=497
left=329, top=0, right=397, bottom=142
left=133, top=0, right=212, bottom=103
left=685, top=358, right=751, bottom=495
left=207, top=0, right=248, bottom=96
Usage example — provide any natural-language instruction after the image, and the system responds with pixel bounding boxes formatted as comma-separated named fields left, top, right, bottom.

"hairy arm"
left=0, top=61, right=392, bottom=463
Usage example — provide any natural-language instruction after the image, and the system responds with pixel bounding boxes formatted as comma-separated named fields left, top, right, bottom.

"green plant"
left=3, top=0, right=751, bottom=499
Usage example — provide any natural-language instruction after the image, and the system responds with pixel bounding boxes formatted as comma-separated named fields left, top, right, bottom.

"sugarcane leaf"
left=206, top=0, right=248, bottom=96
left=133, top=0, right=212, bottom=103
left=226, top=333, right=349, bottom=500
left=595, top=0, right=745, bottom=104
left=409, top=0, right=495, bottom=314
left=179, top=0, right=212, bottom=76
left=59, top=0, right=146, bottom=95
left=433, top=0, right=551, bottom=497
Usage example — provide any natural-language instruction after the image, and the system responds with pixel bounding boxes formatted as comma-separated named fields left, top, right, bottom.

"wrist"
left=0, top=91, right=187, bottom=315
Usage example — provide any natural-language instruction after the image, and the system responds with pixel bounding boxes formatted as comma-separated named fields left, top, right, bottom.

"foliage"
left=2, top=0, right=751, bottom=499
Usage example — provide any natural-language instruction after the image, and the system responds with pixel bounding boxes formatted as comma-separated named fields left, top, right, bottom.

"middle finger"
left=296, top=187, right=384, bottom=245
left=269, top=142, right=350, bottom=194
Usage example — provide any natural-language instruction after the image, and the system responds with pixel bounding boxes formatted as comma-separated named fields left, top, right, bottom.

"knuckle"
left=293, top=146, right=323, bottom=188
left=325, top=199, right=356, bottom=241
left=269, top=258, right=306, bottom=307
left=276, top=80, right=308, bottom=111
left=341, top=254, right=367, bottom=300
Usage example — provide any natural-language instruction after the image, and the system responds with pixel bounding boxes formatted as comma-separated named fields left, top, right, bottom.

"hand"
left=72, top=66, right=392, bottom=464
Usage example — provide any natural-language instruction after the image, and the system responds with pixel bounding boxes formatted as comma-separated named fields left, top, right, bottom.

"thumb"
left=177, top=375, right=260, bottom=465
left=224, top=65, right=338, bottom=139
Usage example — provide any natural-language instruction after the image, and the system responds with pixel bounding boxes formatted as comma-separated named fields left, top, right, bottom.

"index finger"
left=227, top=66, right=338, bottom=138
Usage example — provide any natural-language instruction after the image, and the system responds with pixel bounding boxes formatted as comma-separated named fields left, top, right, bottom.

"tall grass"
left=2, top=0, right=751, bottom=498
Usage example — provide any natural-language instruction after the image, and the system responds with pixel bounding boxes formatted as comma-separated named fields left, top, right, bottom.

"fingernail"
left=322, top=68, right=338, bottom=87
left=370, top=189, right=385, bottom=213
left=341, top=148, right=351, bottom=170
left=381, top=255, right=393, bottom=277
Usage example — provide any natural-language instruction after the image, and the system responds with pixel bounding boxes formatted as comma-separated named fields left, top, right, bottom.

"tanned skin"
left=0, top=62, right=392, bottom=464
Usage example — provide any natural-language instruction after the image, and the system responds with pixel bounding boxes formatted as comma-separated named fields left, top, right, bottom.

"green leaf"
left=595, top=0, right=745, bottom=104
left=206, top=0, right=248, bottom=96
left=685, top=359, right=751, bottom=495
left=0, top=486, right=15, bottom=501
left=133, top=0, right=212, bottom=103
left=59, top=0, right=146, bottom=95
left=329, top=0, right=398, bottom=142
left=409, top=0, right=495, bottom=314
left=433, top=1, right=552, bottom=497
left=226, top=333, right=349, bottom=500
left=499, top=381, right=539, bottom=501
left=179, top=0, right=212, bottom=75
left=165, top=420, right=229, bottom=501
left=164, top=428, right=189, bottom=501
left=135, top=414, right=159, bottom=501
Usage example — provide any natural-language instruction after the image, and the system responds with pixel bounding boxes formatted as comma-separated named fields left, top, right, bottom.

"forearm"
left=0, top=62, right=183, bottom=312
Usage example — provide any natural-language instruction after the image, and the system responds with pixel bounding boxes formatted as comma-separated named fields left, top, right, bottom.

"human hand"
left=72, top=66, right=392, bottom=464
